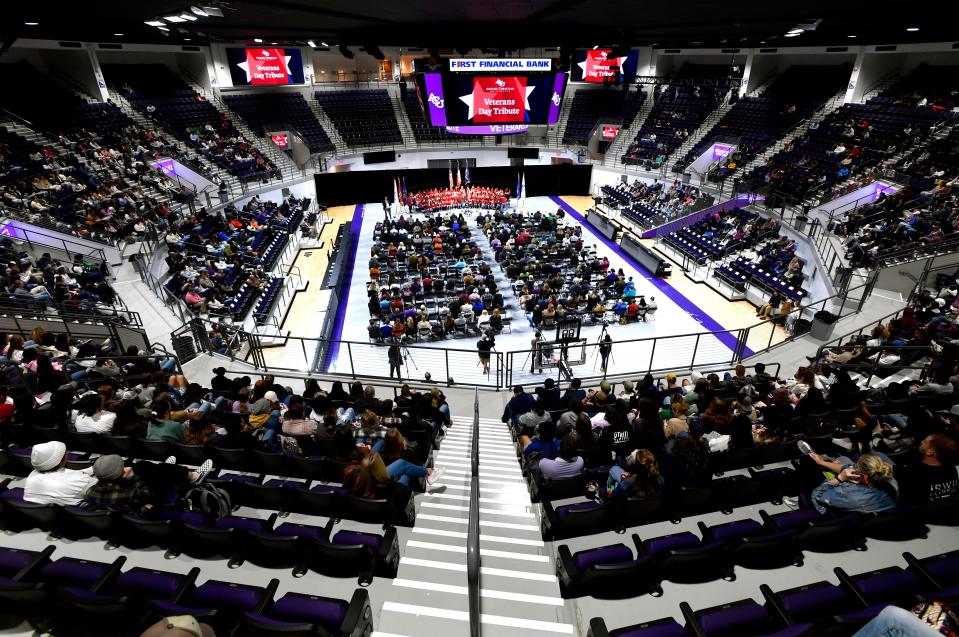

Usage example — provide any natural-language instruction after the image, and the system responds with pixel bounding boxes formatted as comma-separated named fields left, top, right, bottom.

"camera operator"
left=387, top=339, right=404, bottom=379
left=530, top=330, right=544, bottom=374
left=599, top=333, right=613, bottom=372
left=477, top=332, right=494, bottom=374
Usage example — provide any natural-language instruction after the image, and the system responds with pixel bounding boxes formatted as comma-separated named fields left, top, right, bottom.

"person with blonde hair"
left=603, top=449, right=663, bottom=500
left=806, top=451, right=898, bottom=514
left=345, top=452, right=444, bottom=497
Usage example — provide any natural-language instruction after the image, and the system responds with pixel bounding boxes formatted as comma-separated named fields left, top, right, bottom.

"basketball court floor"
left=259, top=194, right=788, bottom=385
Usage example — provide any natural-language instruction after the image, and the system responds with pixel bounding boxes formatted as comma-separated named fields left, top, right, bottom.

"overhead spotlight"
left=254, top=37, right=263, bottom=42
left=906, top=27, right=919, bottom=32
left=190, top=5, right=208, bottom=16
left=307, top=40, right=316, bottom=48
left=339, top=45, right=354, bottom=59
left=145, top=20, right=166, bottom=27
left=164, top=15, right=186, bottom=23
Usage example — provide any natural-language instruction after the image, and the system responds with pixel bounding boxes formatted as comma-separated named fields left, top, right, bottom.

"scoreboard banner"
left=449, top=58, right=552, bottom=72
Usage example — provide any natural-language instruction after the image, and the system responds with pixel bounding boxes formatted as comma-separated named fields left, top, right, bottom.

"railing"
left=0, top=219, right=112, bottom=265
left=467, top=386, right=481, bottom=637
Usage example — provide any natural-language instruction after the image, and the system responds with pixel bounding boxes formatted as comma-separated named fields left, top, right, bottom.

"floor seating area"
left=622, top=64, right=739, bottom=167
left=221, top=91, right=334, bottom=153
left=563, top=87, right=646, bottom=146
left=315, top=89, right=402, bottom=147
left=672, top=64, right=851, bottom=179
left=102, top=63, right=280, bottom=182
left=367, top=212, right=501, bottom=341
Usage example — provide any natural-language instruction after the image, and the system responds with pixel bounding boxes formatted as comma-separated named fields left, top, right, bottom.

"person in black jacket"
left=388, top=342, right=404, bottom=379
left=477, top=333, right=493, bottom=374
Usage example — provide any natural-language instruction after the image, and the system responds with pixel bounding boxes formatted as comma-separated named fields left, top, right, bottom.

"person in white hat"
left=23, top=441, right=97, bottom=506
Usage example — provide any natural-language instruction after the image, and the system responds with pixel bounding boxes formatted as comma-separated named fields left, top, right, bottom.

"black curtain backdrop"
left=314, top=164, right=592, bottom=207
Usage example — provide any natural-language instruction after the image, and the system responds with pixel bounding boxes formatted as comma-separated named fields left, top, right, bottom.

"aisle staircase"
left=603, top=90, right=655, bottom=166
left=377, top=417, right=574, bottom=636
left=307, top=93, right=350, bottom=155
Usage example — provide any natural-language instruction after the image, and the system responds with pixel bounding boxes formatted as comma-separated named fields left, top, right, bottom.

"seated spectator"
left=535, top=377, right=563, bottom=412
left=804, top=451, right=899, bottom=514
left=914, top=434, right=959, bottom=502
left=73, top=393, right=117, bottom=434
left=502, top=385, right=535, bottom=429
left=84, top=454, right=213, bottom=513
left=280, top=397, right=315, bottom=436
left=184, top=412, right=214, bottom=445
left=24, top=441, right=98, bottom=506
left=520, top=419, right=560, bottom=460
left=538, top=435, right=585, bottom=479
left=146, top=399, right=186, bottom=442
left=518, top=401, right=552, bottom=438
left=601, top=448, right=663, bottom=500
left=664, top=401, right=690, bottom=438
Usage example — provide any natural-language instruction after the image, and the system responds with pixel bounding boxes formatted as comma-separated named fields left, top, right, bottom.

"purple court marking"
left=550, top=196, right=752, bottom=357
left=324, top=203, right=364, bottom=371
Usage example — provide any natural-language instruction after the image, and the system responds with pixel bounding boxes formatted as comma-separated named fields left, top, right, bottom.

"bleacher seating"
left=622, top=64, right=739, bottom=167
left=401, top=87, right=454, bottom=142
left=222, top=91, right=334, bottom=153
left=746, top=64, right=958, bottom=202
left=315, top=89, right=402, bottom=147
left=563, top=87, right=646, bottom=146
left=672, top=64, right=851, bottom=178
left=102, top=64, right=280, bottom=182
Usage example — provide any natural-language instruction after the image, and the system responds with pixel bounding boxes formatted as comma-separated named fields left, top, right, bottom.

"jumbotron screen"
left=226, top=47, right=305, bottom=86
left=416, top=72, right=566, bottom=129
left=570, top=48, right=640, bottom=84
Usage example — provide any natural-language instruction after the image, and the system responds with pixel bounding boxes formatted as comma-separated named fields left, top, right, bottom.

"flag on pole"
left=515, top=172, right=521, bottom=199
left=521, top=173, right=526, bottom=200
left=464, top=164, right=471, bottom=185
left=393, top=177, right=399, bottom=205
left=456, top=161, right=462, bottom=188
left=448, top=163, right=454, bottom=190
left=401, top=176, right=407, bottom=198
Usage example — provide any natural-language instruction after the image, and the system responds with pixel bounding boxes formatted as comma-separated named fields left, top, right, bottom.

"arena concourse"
left=0, top=3, right=957, bottom=636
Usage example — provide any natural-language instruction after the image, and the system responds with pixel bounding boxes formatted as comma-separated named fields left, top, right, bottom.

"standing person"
left=599, top=334, right=613, bottom=372
left=476, top=333, right=493, bottom=374
left=530, top=331, right=544, bottom=373
left=387, top=341, right=404, bottom=380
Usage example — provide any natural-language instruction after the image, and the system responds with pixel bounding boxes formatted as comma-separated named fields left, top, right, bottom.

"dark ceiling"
left=4, top=0, right=958, bottom=51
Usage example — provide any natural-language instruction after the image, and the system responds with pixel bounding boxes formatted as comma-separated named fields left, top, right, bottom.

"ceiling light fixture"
left=178, top=13, right=198, bottom=21
left=24, top=22, right=39, bottom=26
left=307, top=40, right=316, bottom=48
left=254, top=38, right=263, bottom=42
left=190, top=5, right=208, bottom=16
left=201, top=6, right=224, bottom=17
left=848, top=35, right=856, bottom=38
left=786, top=29, right=803, bottom=35
left=114, top=33, right=124, bottom=36
left=184, top=38, right=192, bottom=41
left=906, top=27, right=919, bottom=32
left=157, top=26, right=170, bottom=32
left=145, top=20, right=166, bottom=27
left=321, top=42, right=328, bottom=47
left=164, top=15, right=186, bottom=23
left=784, top=32, right=801, bottom=37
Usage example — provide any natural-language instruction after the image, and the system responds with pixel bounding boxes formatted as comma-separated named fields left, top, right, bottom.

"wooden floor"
left=559, top=195, right=789, bottom=351
left=261, top=204, right=356, bottom=370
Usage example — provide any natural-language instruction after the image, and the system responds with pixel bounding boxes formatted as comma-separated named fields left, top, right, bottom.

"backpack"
left=183, top=483, right=232, bottom=520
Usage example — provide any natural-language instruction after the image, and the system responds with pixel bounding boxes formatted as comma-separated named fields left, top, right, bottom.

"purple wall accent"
left=324, top=204, right=364, bottom=372
left=0, top=223, right=26, bottom=240
left=639, top=196, right=759, bottom=239
left=423, top=73, right=447, bottom=126
left=550, top=196, right=751, bottom=357
left=548, top=72, right=567, bottom=124
left=712, top=143, right=734, bottom=161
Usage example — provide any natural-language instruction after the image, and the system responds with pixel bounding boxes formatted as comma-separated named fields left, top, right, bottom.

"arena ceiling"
left=5, top=0, right=959, bottom=51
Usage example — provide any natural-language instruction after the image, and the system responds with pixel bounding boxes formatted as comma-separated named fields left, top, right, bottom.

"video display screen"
left=226, top=47, right=305, bottom=86
left=271, top=134, right=289, bottom=149
left=417, top=72, right=566, bottom=128
left=570, top=49, right=640, bottom=83
left=601, top=126, right=620, bottom=140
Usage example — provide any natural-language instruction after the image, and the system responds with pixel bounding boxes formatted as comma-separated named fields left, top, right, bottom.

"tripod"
left=402, top=345, right=419, bottom=371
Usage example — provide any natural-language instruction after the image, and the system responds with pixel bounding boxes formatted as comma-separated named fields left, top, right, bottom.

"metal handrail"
left=467, top=386, right=480, bottom=637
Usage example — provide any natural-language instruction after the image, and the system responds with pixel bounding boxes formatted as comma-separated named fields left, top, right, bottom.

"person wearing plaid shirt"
left=355, top=410, right=389, bottom=448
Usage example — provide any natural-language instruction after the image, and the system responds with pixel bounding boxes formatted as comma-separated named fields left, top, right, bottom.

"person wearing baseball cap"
left=24, top=441, right=98, bottom=506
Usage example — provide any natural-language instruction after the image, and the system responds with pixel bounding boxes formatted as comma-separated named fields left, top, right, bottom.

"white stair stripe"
left=419, top=502, right=535, bottom=517
left=414, top=513, right=540, bottom=532
left=392, top=579, right=563, bottom=607
left=399, top=557, right=557, bottom=582
left=406, top=540, right=549, bottom=562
